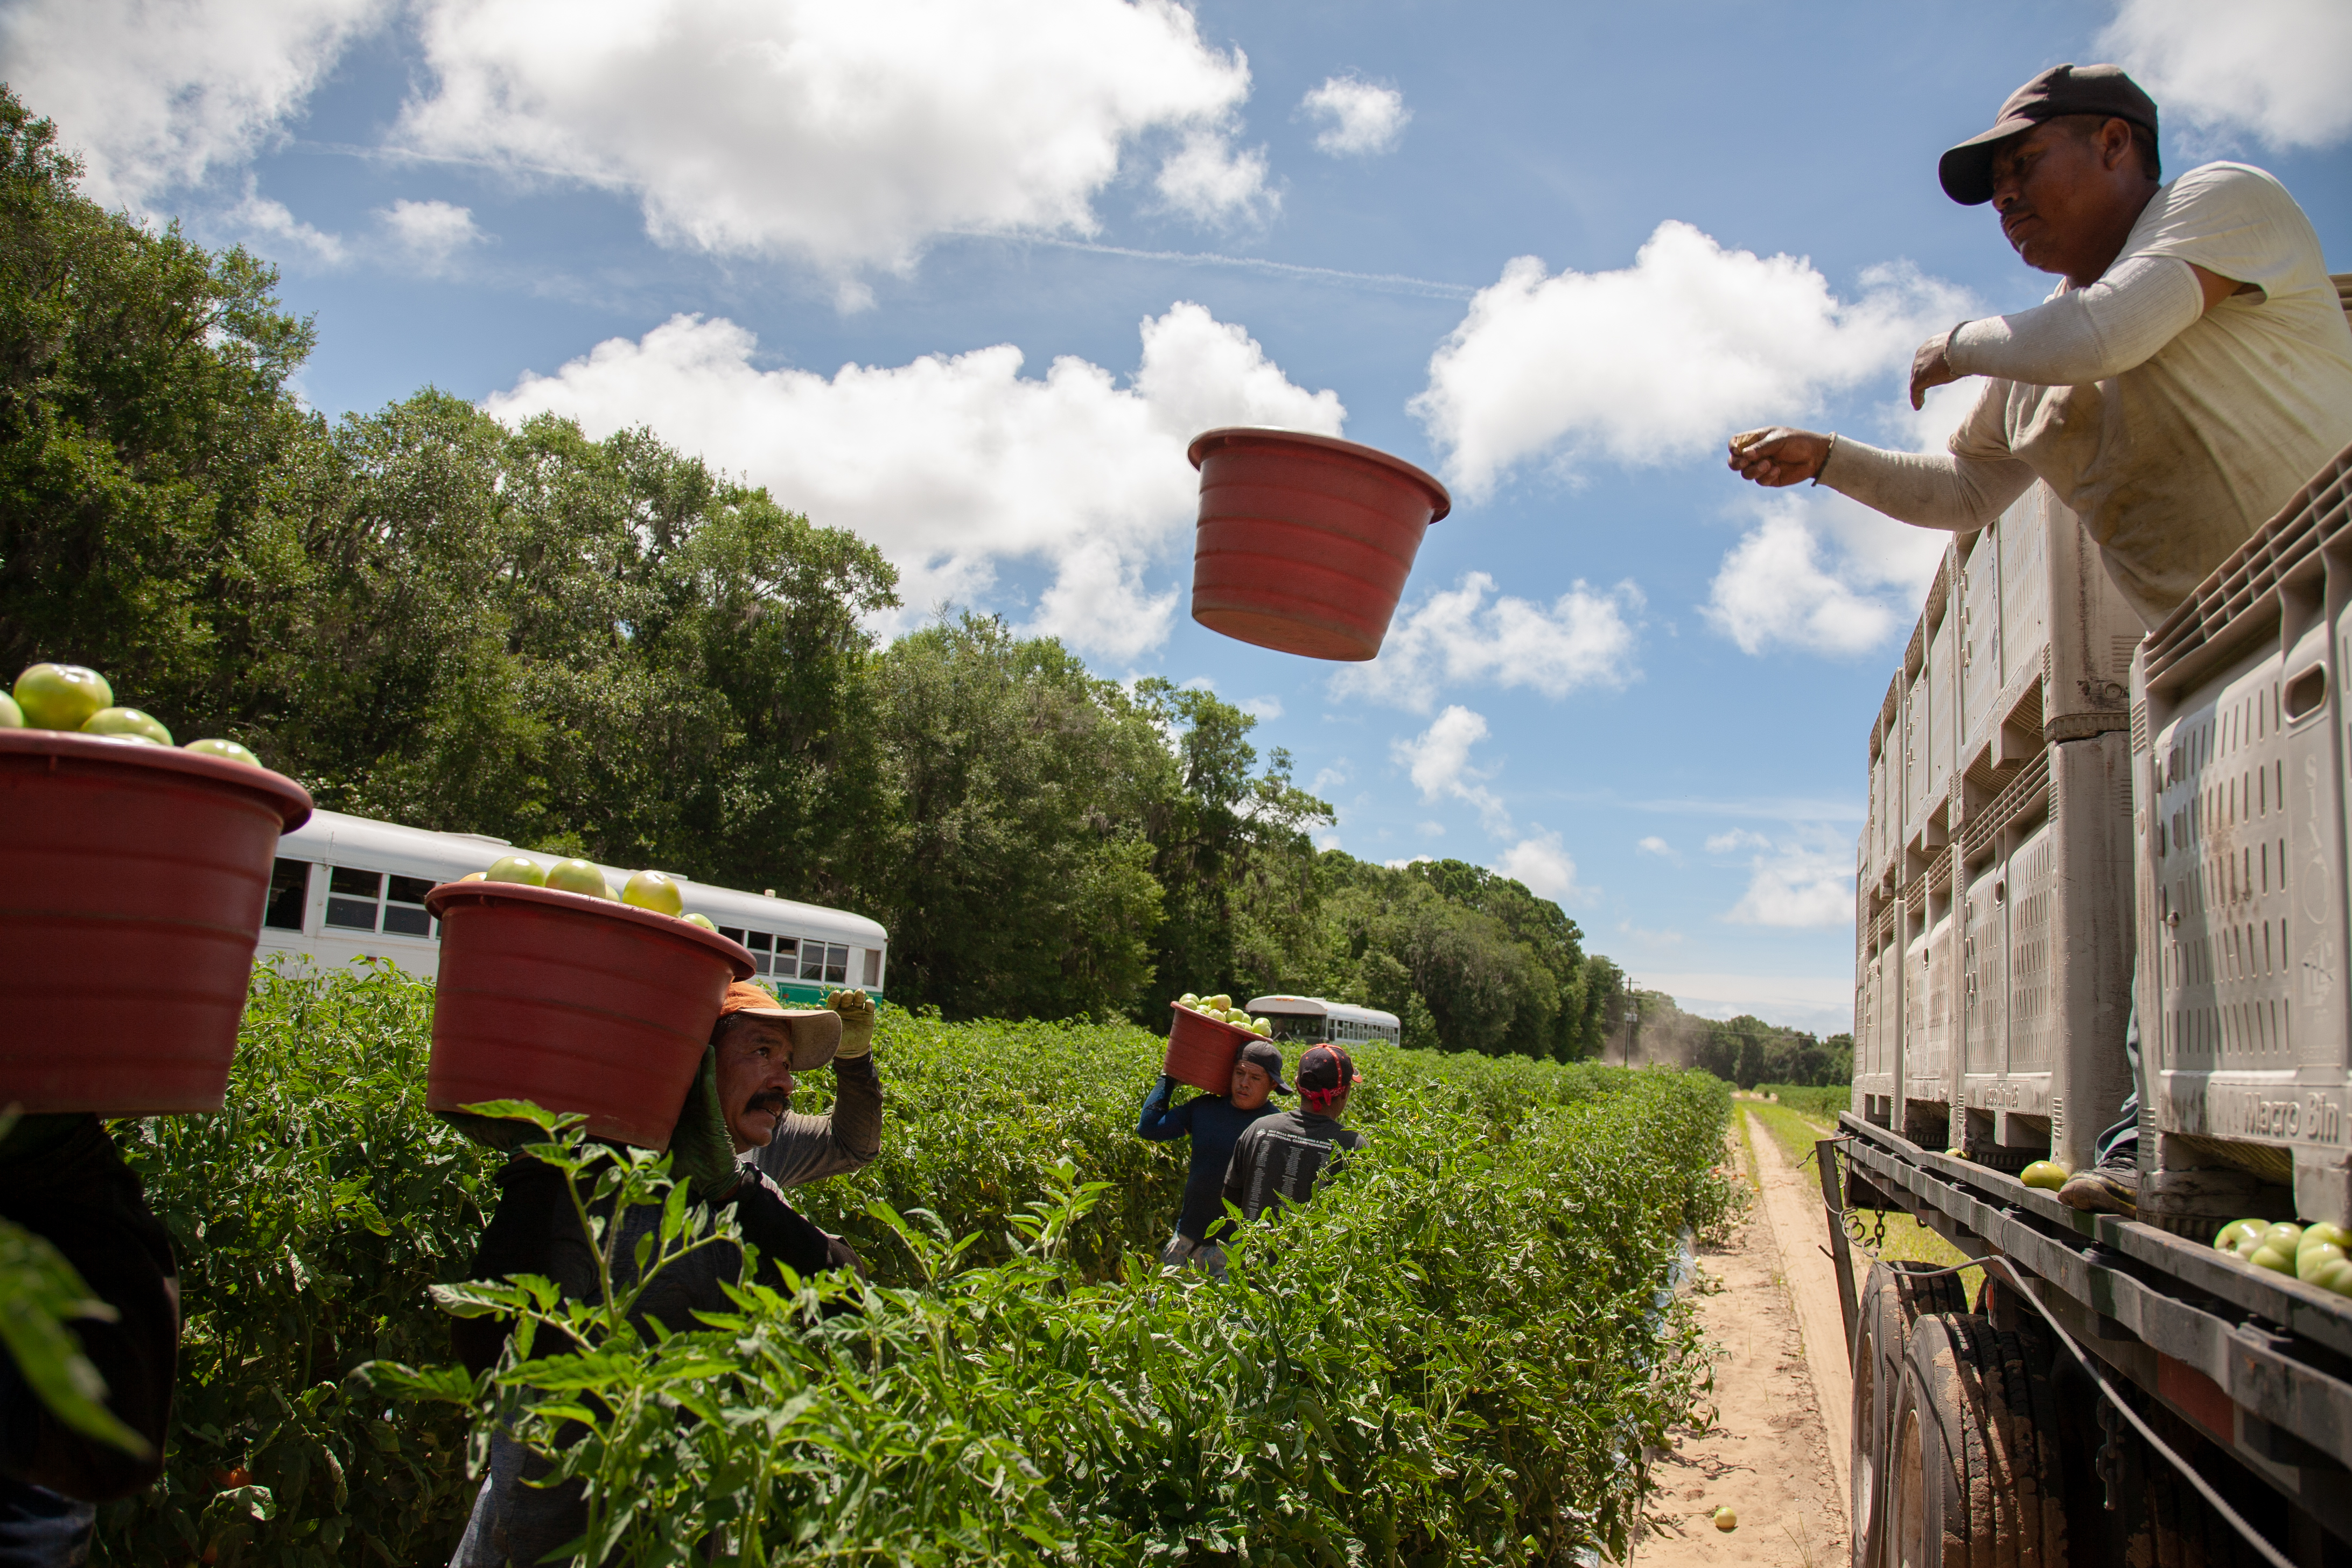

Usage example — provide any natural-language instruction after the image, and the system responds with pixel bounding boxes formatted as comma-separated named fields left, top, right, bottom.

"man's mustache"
left=745, top=1089, right=792, bottom=1116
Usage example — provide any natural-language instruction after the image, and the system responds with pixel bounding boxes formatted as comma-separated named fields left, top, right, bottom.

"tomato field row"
left=96, top=963, right=1734, bottom=1566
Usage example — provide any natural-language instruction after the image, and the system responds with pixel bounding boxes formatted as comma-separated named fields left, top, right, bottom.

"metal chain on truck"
left=1815, top=1136, right=2297, bottom=1568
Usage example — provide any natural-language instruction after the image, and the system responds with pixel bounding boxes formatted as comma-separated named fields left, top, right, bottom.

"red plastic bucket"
left=1188, top=427, right=1452, bottom=662
left=1164, top=1004, right=1257, bottom=1095
left=423, top=880, right=755, bottom=1149
left=0, top=731, right=314, bottom=1114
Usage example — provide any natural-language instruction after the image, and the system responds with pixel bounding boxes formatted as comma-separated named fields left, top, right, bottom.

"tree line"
left=0, top=88, right=1821, bottom=1067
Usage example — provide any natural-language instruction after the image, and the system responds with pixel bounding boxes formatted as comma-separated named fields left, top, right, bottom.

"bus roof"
left=278, top=808, right=887, bottom=945
left=1245, top=995, right=1403, bottom=1030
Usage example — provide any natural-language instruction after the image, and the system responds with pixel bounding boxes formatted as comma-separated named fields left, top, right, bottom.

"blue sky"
left=10, top=0, right=2348, bottom=1032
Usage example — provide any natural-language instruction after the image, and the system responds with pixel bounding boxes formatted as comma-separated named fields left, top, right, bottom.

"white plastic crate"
left=2132, top=441, right=2352, bottom=1227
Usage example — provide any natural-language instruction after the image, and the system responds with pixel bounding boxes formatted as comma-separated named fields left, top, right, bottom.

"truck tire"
left=1887, top=1312, right=2061, bottom=1567
left=1854, top=1264, right=1970, bottom=1567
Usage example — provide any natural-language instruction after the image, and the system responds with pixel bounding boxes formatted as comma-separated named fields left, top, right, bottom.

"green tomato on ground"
left=183, top=737, right=261, bottom=766
left=485, top=855, right=547, bottom=886
left=2296, top=1241, right=2346, bottom=1282
left=682, top=912, right=717, bottom=931
left=2019, top=1160, right=2068, bottom=1191
left=621, top=869, right=684, bottom=915
left=83, top=706, right=172, bottom=745
left=1712, top=1507, right=1737, bottom=1532
left=545, top=858, right=612, bottom=898
left=0, top=692, right=19, bottom=727
left=13, top=663, right=112, bottom=731
left=2215, top=1219, right=2266, bottom=1251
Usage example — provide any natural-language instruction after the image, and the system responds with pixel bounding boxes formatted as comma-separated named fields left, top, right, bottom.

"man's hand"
left=827, top=988, right=876, bottom=1060
left=1726, top=428, right=1833, bottom=488
left=668, top=1046, right=745, bottom=1202
left=1909, top=327, right=1962, bottom=410
left=822, top=1231, right=869, bottom=1280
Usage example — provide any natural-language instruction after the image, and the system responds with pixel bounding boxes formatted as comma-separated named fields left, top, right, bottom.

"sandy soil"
left=1627, top=1111, right=1852, bottom=1566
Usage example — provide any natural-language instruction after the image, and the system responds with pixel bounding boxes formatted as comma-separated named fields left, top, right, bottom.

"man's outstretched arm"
left=1726, top=425, right=2035, bottom=531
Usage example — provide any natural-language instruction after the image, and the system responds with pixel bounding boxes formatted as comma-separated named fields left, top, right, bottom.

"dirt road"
left=1629, top=1111, right=1852, bottom=1565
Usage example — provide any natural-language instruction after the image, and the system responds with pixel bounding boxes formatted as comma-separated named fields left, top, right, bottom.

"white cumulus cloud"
left=377, top=198, right=487, bottom=273
left=1329, top=571, right=1641, bottom=713
left=0, top=0, right=388, bottom=211
left=1719, top=830, right=1854, bottom=928
left=1299, top=74, right=1409, bottom=156
left=398, top=0, right=1266, bottom=279
left=1410, top=221, right=1973, bottom=498
left=1636, top=835, right=1680, bottom=864
left=226, top=181, right=346, bottom=266
left=1495, top=829, right=1584, bottom=904
left=2099, top=0, right=2352, bottom=152
left=482, top=300, right=1341, bottom=662
left=1392, top=705, right=1509, bottom=831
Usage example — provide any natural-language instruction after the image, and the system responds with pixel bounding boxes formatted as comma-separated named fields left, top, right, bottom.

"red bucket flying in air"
left=1187, top=428, right=1452, bottom=662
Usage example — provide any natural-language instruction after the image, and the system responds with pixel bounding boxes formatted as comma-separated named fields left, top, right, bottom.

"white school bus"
left=256, top=807, right=887, bottom=1002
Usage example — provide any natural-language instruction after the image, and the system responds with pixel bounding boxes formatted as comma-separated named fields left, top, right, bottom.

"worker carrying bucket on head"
left=1727, top=62, right=2352, bottom=1218
left=444, top=982, right=876, bottom=1568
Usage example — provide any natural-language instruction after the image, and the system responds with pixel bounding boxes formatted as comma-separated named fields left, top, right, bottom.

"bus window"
left=264, top=859, right=311, bottom=932
left=773, top=936, right=800, bottom=975
left=382, top=874, right=434, bottom=937
left=862, top=949, right=881, bottom=986
left=717, top=926, right=746, bottom=947
left=823, top=943, right=848, bottom=984
left=326, top=867, right=382, bottom=931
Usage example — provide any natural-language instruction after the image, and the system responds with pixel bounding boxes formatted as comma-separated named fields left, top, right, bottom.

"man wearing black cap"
left=1728, top=63, right=2352, bottom=1217
left=1221, top=1044, right=1368, bottom=1228
left=1137, top=1038, right=1289, bottom=1272
left=1730, top=62, right=2352, bottom=631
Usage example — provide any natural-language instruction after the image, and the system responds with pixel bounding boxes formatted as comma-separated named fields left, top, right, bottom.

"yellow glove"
left=827, top=988, right=876, bottom=1060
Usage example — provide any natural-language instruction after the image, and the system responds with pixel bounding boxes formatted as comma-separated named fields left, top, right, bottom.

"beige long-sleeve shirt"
left=1824, top=162, right=2352, bottom=628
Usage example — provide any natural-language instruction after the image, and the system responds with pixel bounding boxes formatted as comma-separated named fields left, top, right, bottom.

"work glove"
left=827, top=988, right=876, bottom=1060
left=668, top=1045, right=746, bottom=1204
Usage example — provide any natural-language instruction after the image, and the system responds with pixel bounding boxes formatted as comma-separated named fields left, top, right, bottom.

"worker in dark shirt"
left=0, top=1115, right=178, bottom=1568
left=1222, top=1044, right=1367, bottom=1226
left=1137, top=1038, right=1288, bottom=1272
left=447, top=983, right=857, bottom=1567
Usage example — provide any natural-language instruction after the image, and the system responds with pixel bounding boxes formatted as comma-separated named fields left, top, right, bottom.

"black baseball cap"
left=1237, top=1039, right=1293, bottom=1095
left=1938, top=64, right=2159, bottom=206
left=1297, top=1044, right=1359, bottom=1100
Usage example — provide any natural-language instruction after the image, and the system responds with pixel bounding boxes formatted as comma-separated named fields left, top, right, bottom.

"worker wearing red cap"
left=1220, top=1044, right=1368, bottom=1232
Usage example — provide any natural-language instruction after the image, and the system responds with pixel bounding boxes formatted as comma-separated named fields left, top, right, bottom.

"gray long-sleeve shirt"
left=752, top=1052, right=881, bottom=1187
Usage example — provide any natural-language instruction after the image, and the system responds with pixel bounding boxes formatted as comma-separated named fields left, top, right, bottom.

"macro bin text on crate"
left=2131, top=440, right=2352, bottom=1229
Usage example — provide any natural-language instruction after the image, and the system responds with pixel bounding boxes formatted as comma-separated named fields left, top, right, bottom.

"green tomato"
left=183, top=737, right=261, bottom=766
left=682, top=912, right=717, bottom=931
left=83, top=706, right=173, bottom=745
left=1712, top=1507, right=1737, bottom=1532
left=1252, top=1018, right=1272, bottom=1037
left=1207, top=994, right=1232, bottom=1013
left=0, top=692, right=19, bottom=727
left=2262, top=1222, right=2305, bottom=1256
left=2296, top=1241, right=2347, bottom=1282
left=621, top=869, right=684, bottom=916
left=1178, top=992, right=1200, bottom=1007
left=2019, top=1160, right=2068, bottom=1191
left=2215, top=1219, right=2266, bottom=1252
left=13, top=663, right=112, bottom=731
left=484, top=855, right=547, bottom=886
left=545, top=858, right=613, bottom=898
left=2319, top=1258, right=2352, bottom=1298
left=2298, top=1221, right=2352, bottom=1254
left=2248, top=1244, right=2297, bottom=1274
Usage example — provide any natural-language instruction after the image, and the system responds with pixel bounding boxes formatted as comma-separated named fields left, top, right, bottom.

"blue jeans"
left=2093, top=968, right=2141, bottom=1171
left=0, top=1480, right=94, bottom=1568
